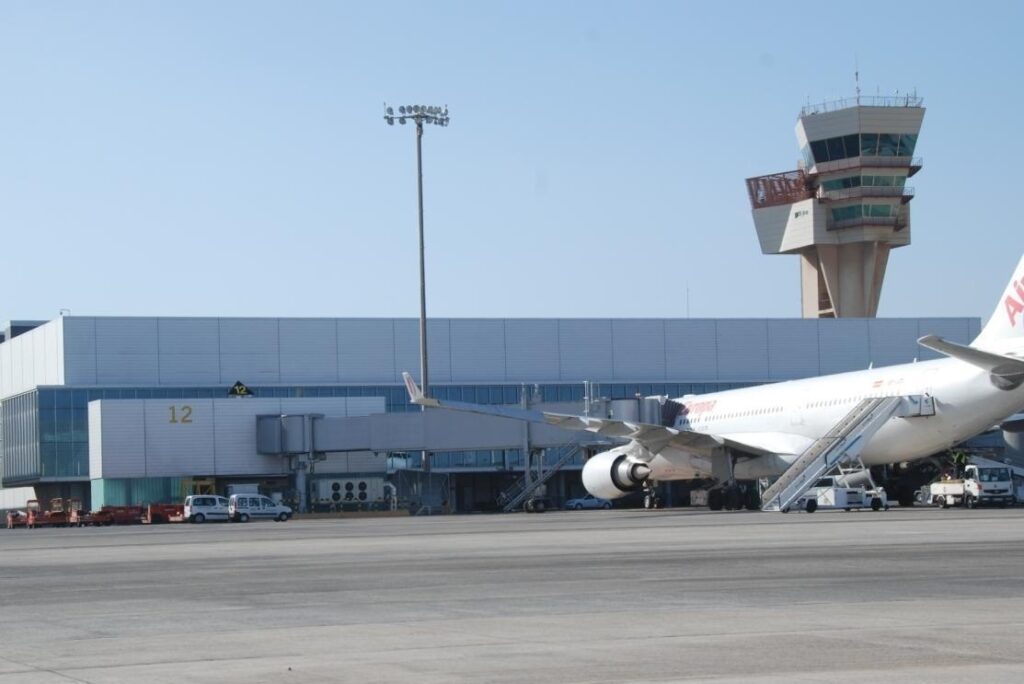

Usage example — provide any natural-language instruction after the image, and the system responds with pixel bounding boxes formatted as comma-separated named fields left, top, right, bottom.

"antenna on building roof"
left=854, top=55, right=860, bottom=104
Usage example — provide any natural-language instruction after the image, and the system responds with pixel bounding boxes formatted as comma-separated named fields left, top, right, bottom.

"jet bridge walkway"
left=760, top=395, right=918, bottom=513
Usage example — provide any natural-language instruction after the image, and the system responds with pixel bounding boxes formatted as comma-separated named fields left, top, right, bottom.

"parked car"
left=183, top=495, right=230, bottom=523
left=228, top=494, right=292, bottom=522
left=564, top=494, right=612, bottom=510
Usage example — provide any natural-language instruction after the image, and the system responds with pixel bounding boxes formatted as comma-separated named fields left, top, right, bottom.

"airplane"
left=403, top=253, right=1024, bottom=510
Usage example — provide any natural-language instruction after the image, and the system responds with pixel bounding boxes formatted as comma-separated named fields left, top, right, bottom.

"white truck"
left=928, top=464, right=1015, bottom=508
left=793, top=477, right=888, bottom=513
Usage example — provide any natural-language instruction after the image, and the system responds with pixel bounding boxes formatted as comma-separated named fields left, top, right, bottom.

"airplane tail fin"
left=972, top=253, right=1024, bottom=349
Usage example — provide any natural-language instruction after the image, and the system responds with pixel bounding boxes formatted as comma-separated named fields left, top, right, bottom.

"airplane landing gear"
left=642, top=483, right=662, bottom=509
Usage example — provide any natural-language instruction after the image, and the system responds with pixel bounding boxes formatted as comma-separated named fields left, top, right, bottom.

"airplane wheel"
left=805, top=499, right=818, bottom=513
left=724, top=488, right=740, bottom=511
left=708, top=489, right=724, bottom=511
left=871, top=498, right=882, bottom=511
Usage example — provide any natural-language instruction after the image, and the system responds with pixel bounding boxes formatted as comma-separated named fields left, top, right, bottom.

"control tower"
left=745, top=95, right=924, bottom=318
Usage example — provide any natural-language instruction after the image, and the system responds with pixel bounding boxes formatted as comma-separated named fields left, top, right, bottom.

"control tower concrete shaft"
left=746, top=96, right=924, bottom=318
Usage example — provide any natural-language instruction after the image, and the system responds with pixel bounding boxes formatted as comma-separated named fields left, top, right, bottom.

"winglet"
left=402, top=372, right=440, bottom=408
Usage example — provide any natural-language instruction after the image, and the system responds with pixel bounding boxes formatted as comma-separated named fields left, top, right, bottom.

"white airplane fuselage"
left=642, top=354, right=1024, bottom=482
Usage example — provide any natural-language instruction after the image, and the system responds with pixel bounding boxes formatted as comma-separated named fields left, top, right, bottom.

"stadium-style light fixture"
left=382, top=102, right=451, bottom=402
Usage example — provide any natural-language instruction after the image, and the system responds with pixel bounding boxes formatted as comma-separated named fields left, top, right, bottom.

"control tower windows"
left=821, top=175, right=907, bottom=191
left=830, top=204, right=894, bottom=222
left=810, top=133, right=918, bottom=164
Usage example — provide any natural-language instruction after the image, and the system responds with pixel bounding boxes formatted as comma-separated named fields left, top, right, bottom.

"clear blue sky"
left=1, top=2, right=1021, bottom=324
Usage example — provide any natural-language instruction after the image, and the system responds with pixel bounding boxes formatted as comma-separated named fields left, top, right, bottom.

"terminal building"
left=0, top=314, right=981, bottom=512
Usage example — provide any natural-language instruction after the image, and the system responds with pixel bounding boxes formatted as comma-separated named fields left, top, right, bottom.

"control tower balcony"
left=803, top=155, right=923, bottom=178
left=818, top=186, right=915, bottom=204
left=745, top=170, right=814, bottom=209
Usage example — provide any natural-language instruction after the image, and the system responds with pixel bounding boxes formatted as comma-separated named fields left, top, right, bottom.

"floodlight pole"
left=384, top=103, right=449, bottom=401
left=415, top=118, right=429, bottom=398
left=384, top=103, right=450, bottom=509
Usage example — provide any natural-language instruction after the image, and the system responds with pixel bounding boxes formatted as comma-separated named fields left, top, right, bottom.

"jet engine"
left=582, top=449, right=652, bottom=500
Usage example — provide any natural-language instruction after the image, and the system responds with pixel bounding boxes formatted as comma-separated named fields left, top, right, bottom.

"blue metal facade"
left=0, top=315, right=983, bottom=487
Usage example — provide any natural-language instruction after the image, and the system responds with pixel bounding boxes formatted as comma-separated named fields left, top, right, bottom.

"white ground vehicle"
left=792, top=477, right=888, bottom=513
left=564, top=495, right=612, bottom=510
left=184, top=495, right=230, bottom=523
left=928, top=464, right=1015, bottom=508
left=228, top=494, right=292, bottom=522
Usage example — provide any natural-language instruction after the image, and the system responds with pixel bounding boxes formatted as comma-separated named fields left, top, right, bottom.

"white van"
left=183, top=495, right=230, bottom=523
left=228, top=494, right=292, bottom=522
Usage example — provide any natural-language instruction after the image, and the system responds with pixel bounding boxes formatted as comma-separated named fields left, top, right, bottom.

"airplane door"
left=789, top=389, right=809, bottom=427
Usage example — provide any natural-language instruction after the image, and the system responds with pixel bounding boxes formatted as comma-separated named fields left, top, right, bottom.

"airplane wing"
left=918, top=335, right=1024, bottom=377
left=402, top=372, right=722, bottom=457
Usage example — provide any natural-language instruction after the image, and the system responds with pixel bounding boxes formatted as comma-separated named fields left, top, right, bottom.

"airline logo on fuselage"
left=679, top=400, right=716, bottom=417
left=1004, top=276, right=1024, bottom=327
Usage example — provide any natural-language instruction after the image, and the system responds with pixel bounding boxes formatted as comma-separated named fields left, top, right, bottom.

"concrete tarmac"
left=2, top=507, right=1024, bottom=683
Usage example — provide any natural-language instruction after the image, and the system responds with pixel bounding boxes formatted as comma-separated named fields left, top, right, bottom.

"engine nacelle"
left=582, top=449, right=652, bottom=500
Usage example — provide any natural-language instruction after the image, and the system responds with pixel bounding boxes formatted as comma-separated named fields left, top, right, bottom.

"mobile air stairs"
left=760, top=395, right=935, bottom=513
left=498, top=438, right=587, bottom=513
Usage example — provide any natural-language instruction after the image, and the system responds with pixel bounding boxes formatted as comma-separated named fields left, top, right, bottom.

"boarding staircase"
left=760, top=396, right=906, bottom=513
left=499, top=439, right=585, bottom=513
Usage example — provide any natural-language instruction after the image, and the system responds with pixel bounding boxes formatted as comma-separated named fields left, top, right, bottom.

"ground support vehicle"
left=183, top=495, right=230, bottom=523
left=144, top=504, right=185, bottom=524
left=791, top=478, right=888, bottom=513
left=99, top=506, right=145, bottom=525
left=228, top=494, right=292, bottom=522
left=69, top=508, right=114, bottom=526
left=927, top=464, right=1015, bottom=508
left=26, top=499, right=72, bottom=528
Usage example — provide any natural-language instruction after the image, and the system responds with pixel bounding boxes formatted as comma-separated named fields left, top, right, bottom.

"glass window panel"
left=503, top=386, right=518, bottom=404
left=810, top=140, right=829, bottom=163
left=72, top=409, right=88, bottom=442
left=54, top=390, right=72, bottom=409
left=831, top=205, right=861, bottom=222
left=38, top=389, right=55, bottom=410
left=878, top=133, right=900, bottom=156
left=894, top=176, right=906, bottom=187
left=876, top=176, right=894, bottom=187
left=557, top=385, right=572, bottom=401
left=542, top=386, right=558, bottom=402
left=827, top=136, right=846, bottom=161
left=489, top=386, right=502, bottom=404
left=39, top=410, right=56, bottom=443
left=860, top=133, right=879, bottom=156
left=898, top=133, right=917, bottom=156
left=869, top=204, right=892, bottom=217
left=40, top=443, right=57, bottom=478
left=801, top=145, right=814, bottom=168
left=54, top=409, right=74, bottom=442
left=843, top=134, right=860, bottom=158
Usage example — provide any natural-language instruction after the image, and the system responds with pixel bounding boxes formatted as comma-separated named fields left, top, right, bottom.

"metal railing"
left=809, top=156, right=923, bottom=174
left=801, top=95, right=923, bottom=116
left=828, top=215, right=907, bottom=231
left=818, top=186, right=914, bottom=202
